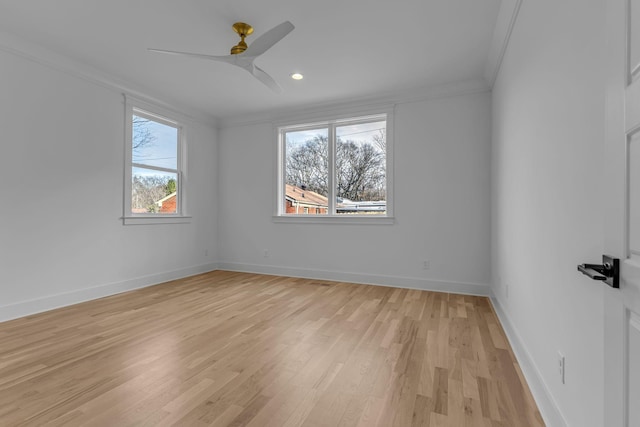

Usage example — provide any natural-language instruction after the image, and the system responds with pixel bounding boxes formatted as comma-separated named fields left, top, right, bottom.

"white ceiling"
left=0, top=0, right=502, bottom=121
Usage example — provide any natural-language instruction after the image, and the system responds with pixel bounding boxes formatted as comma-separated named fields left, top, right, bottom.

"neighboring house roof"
left=337, top=198, right=386, bottom=212
left=285, top=184, right=328, bottom=208
left=285, top=184, right=386, bottom=212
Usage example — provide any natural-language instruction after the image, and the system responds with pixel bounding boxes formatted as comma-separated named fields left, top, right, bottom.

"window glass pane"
left=131, top=167, right=178, bottom=214
left=132, top=115, right=178, bottom=169
left=284, top=128, right=329, bottom=215
left=335, top=121, right=386, bottom=215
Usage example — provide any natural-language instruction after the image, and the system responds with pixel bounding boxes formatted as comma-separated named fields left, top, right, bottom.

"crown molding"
left=218, top=78, right=491, bottom=129
left=0, top=30, right=219, bottom=127
left=484, top=0, right=524, bottom=88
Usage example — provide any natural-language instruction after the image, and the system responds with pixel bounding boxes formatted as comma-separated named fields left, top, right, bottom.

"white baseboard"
left=0, top=262, right=219, bottom=323
left=1, top=262, right=488, bottom=323
left=490, top=294, right=568, bottom=427
left=216, top=262, right=491, bottom=296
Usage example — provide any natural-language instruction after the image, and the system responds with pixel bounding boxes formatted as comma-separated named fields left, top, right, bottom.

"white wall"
left=0, top=48, right=218, bottom=321
left=217, top=91, right=492, bottom=293
left=491, top=0, right=605, bottom=425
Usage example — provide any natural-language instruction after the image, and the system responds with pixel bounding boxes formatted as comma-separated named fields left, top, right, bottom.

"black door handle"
left=577, top=255, right=619, bottom=288
left=577, top=264, right=607, bottom=281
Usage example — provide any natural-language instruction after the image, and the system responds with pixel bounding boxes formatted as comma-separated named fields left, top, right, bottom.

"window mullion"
left=280, top=131, right=287, bottom=215
left=177, top=170, right=183, bottom=215
left=177, top=126, right=183, bottom=215
left=131, top=163, right=178, bottom=174
left=328, top=124, right=336, bottom=215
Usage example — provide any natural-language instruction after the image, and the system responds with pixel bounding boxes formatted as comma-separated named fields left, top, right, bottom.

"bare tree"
left=285, top=133, right=386, bottom=201
left=372, top=129, right=386, bottom=152
left=336, top=139, right=385, bottom=201
left=132, top=175, right=174, bottom=212
left=286, top=136, right=329, bottom=196
left=132, top=116, right=156, bottom=153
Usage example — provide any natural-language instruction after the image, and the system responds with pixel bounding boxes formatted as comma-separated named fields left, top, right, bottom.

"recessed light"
left=291, top=73, right=304, bottom=80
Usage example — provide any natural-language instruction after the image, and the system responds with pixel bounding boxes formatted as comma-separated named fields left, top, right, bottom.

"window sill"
left=272, top=215, right=395, bottom=225
left=123, top=215, right=192, bottom=225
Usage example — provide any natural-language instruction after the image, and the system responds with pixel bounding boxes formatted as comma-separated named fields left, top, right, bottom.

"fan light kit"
left=291, top=73, right=304, bottom=80
left=149, top=21, right=295, bottom=93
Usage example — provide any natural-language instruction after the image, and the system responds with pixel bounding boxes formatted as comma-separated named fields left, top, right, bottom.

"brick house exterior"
left=285, top=184, right=328, bottom=214
left=156, top=192, right=177, bottom=213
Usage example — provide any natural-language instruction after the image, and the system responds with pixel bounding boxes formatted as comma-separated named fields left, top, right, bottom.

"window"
left=123, top=98, right=189, bottom=225
left=277, top=112, right=393, bottom=221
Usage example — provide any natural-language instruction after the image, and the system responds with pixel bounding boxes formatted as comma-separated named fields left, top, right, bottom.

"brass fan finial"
left=230, top=22, right=254, bottom=55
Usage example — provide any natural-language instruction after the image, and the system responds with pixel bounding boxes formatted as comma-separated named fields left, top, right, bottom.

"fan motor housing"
left=230, top=22, right=254, bottom=54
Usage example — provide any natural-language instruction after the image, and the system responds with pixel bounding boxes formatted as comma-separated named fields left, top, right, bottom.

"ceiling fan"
left=148, top=21, right=294, bottom=93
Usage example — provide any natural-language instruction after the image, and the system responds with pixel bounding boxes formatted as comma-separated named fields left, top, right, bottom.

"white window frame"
left=275, top=108, right=394, bottom=224
left=123, top=96, right=190, bottom=225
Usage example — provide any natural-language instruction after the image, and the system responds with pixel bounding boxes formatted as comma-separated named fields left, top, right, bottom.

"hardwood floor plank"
left=0, top=271, right=544, bottom=426
left=432, top=367, right=449, bottom=416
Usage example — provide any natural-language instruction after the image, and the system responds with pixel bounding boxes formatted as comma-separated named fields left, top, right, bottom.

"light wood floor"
left=0, top=271, right=544, bottom=426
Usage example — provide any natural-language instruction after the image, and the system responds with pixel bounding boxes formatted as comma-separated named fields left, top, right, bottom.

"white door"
left=604, top=0, right=640, bottom=425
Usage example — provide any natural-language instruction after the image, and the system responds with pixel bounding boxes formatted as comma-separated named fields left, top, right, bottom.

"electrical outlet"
left=558, top=352, right=565, bottom=384
left=263, top=249, right=270, bottom=258
left=204, top=249, right=208, bottom=257
left=423, top=260, right=430, bottom=270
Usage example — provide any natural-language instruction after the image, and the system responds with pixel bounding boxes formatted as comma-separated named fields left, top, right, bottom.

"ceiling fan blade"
left=252, top=65, right=283, bottom=93
left=243, top=21, right=294, bottom=57
left=148, top=48, right=234, bottom=64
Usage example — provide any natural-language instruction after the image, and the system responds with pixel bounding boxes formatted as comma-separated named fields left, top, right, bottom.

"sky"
left=132, top=115, right=178, bottom=176
left=285, top=120, right=385, bottom=150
